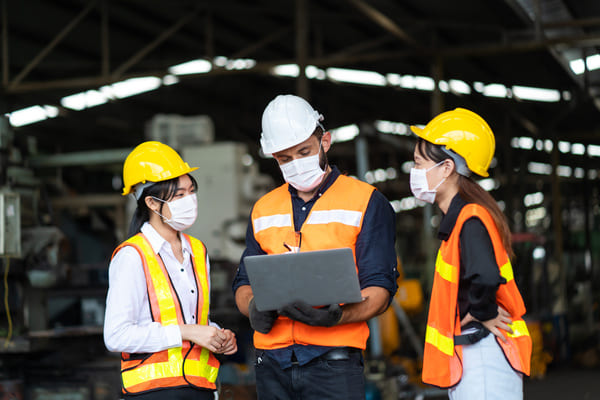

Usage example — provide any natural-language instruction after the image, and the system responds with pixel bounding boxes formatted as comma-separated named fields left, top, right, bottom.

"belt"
left=454, top=326, right=490, bottom=346
left=291, top=347, right=361, bottom=365
left=321, top=347, right=361, bottom=361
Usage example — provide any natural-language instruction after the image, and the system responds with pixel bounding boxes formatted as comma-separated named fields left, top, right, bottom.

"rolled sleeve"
left=355, top=190, right=399, bottom=300
left=232, top=213, right=265, bottom=294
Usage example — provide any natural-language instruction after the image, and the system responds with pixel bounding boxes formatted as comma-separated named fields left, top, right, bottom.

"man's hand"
left=279, top=300, right=342, bottom=327
left=249, top=298, right=278, bottom=334
left=460, top=306, right=513, bottom=343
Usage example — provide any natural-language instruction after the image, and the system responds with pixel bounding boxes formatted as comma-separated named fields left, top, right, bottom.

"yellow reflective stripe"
left=184, top=348, right=219, bottom=383
left=507, top=320, right=530, bottom=338
left=425, top=325, right=454, bottom=356
left=129, top=236, right=178, bottom=325
left=253, top=214, right=292, bottom=233
left=122, top=347, right=183, bottom=387
left=305, top=209, right=363, bottom=227
left=435, top=251, right=457, bottom=283
left=188, top=236, right=210, bottom=326
left=500, top=261, right=514, bottom=283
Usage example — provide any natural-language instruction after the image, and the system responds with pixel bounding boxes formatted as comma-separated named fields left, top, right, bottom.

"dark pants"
left=123, top=387, right=214, bottom=400
left=254, top=348, right=365, bottom=400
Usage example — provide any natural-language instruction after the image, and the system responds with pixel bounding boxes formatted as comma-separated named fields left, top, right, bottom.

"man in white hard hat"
left=232, top=94, right=398, bottom=399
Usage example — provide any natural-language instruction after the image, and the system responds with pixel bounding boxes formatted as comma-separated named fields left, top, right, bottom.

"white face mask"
left=409, top=161, right=446, bottom=204
left=152, top=193, right=198, bottom=231
left=279, top=149, right=327, bottom=192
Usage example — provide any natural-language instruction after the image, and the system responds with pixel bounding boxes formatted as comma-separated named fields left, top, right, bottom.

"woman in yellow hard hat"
left=103, top=141, right=237, bottom=399
left=410, top=109, right=532, bottom=399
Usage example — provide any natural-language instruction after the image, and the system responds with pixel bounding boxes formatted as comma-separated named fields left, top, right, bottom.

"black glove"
left=248, top=298, right=278, bottom=334
left=279, top=300, right=342, bottom=327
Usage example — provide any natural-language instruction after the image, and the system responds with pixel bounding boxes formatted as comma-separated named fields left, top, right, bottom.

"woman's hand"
left=179, top=324, right=227, bottom=353
left=216, top=329, right=238, bottom=355
left=460, top=306, right=513, bottom=343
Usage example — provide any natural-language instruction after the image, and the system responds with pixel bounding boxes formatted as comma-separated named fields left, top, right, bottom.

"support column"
left=295, top=0, right=309, bottom=99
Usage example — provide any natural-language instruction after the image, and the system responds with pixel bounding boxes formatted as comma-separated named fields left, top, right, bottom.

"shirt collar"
left=140, top=222, right=192, bottom=255
left=287, top=165, right=341, bottom=201
left=437, top=193, right=467, bottom=241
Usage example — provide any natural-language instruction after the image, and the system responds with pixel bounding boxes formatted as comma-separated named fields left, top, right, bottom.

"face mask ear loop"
left=426, top=161, right=447, bottom=192
left=149, top=196, right=170, bottom=222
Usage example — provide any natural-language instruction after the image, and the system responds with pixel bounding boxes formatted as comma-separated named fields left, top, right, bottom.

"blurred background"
left=0, top=0, right=599, bottom=398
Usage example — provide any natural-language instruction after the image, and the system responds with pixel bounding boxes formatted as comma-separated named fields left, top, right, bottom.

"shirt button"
left=181, top=268, right=184, bottom=272
left=302, top=206, right=306, bottom=211
left=191, top=289, right=195, bottom=293
left=192, top=315, right=195, bottom=320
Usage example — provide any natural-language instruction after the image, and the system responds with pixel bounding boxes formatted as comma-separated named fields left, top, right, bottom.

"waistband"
left=291, top=347, right=361, bottom=365
left=454, top=325, right=490, bottom=346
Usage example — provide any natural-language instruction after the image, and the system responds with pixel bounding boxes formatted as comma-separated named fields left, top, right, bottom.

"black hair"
left=127, top=174, right=198, bottom=237
left=416, top=138, right=514, bottom=258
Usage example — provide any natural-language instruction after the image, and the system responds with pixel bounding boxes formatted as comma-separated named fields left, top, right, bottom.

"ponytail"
left=457, top=175, right=514, bottom=259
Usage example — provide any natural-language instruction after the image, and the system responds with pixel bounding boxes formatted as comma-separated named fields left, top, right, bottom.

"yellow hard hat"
left=410, top=108, right=495, bottom=177
left=121, top=141, right=197, bottom=196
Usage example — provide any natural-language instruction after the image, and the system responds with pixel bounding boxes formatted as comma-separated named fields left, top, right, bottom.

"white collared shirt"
left=103, top=222, right=217, bottom=353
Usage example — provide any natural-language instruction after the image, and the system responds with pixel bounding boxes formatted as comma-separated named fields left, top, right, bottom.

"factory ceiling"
left=2, top=0, right=600, bottom=199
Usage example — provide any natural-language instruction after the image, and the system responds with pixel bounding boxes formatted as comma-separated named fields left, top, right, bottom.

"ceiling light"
left=272, top=64, right=299, bottom=77
left=449, top=79, right=471, bottom=95
left=330, top=124, right=359, bottom=143
left=524, top=192, right=544, bottom=207
left=168, top=59, right=212, bottom=75
left=513, top=85, right=560, bottom=102
left=483, top=84, right=507, bottom=98
left=110, top=77, right=161, bottom=99
left=569, top=58, right=585, bottom=75
left=586, top=54, right=600, bottom=71
left=326, top=68, right=386, bottom=86
left=9, top=105, right=58, bottom=127
left=528, top=162, right=552, bottom=175
left=588, top=144, right=600, bottom=157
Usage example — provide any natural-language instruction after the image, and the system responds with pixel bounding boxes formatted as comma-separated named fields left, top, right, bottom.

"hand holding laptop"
left=279, top=301, right=342, bottom=327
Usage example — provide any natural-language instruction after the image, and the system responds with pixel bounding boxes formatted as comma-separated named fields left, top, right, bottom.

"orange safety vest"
left=251, top=174, right=375, bottom=350
left=112, top=233, right=220, bottom=394
left=422, top=204, right=532, bottom=388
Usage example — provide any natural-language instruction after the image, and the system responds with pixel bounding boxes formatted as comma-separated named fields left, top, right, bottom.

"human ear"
left=321, top=131, right=332, bottom=152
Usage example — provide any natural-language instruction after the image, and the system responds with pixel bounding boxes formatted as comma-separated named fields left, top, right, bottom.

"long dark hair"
left=416, top=138, right=514, bottom=259
left=128, top=174, right=198, bottom=237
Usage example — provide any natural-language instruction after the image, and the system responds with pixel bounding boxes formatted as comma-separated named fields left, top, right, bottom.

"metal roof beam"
left=8, top=0, right=98, bottom=90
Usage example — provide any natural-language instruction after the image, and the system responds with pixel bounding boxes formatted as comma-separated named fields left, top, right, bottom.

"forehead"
left=177, top=174, right=192, bottom=188
left=273, top=134, right=318, bottom=157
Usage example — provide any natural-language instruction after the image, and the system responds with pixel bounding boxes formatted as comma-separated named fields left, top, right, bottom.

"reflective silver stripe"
left=305, top=209, right=363, bottom=227
left=253, top=214, right=292, bottom=233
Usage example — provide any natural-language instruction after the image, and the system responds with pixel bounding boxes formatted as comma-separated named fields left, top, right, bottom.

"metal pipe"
left=29, top=148, right=131, bottom=168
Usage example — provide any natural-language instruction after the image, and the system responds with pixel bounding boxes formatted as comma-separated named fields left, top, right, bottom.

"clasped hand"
left=180, top=324, right=237, bottom=355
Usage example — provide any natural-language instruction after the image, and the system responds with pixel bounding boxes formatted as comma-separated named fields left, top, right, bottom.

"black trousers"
left=123, top=387, right=214, bottom=400
left=254, top=348, right=365, bottom=400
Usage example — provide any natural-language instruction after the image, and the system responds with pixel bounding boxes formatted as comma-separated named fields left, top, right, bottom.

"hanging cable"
left=3, top=256, right=11, bottom=349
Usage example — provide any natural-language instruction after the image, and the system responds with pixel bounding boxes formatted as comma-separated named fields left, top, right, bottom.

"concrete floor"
left=524, top=366, right=600, bottom=399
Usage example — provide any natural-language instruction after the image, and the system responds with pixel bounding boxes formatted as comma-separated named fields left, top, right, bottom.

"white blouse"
left=103, top=222, right=218, bottom=353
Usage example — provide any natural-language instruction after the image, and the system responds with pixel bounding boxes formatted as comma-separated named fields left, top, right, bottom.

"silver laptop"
left=244, top=248, right=363, bottom=312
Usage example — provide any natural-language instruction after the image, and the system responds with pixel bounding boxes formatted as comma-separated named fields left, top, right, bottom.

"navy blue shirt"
left=437, top=194, right=506, bottom=322
left=232, top=166, right=398, bottom=368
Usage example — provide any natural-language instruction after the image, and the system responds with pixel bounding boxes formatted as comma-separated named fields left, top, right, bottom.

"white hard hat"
left=260, top=95, right=324, bottom=155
